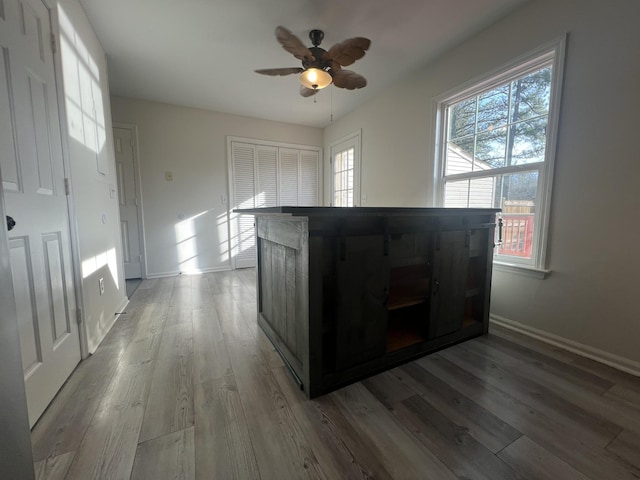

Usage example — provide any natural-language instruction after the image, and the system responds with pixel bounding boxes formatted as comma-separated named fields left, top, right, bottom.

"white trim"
left=226, top=135, right=322, bottom=152
left=493, top=261, right=551, bottom=279
left=490, top=314, right=640, bottom=377
left=328, top=129, right=362, bottom=206
left=113, top=122, right=148, bottom=279
left=534, top=35, right=567, bottom=270
left=88, top=297, right=129, bottom=354
left=145, top=265, right=233, bottom=279
left=433, top=36, right=567, bottom=106
left=432, top=35, right=567, bottom=271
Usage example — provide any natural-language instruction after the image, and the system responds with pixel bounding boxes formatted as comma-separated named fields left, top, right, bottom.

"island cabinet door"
left=429, top=230, right=470, bottom=339
left=335, top=235, right=389, bottom=370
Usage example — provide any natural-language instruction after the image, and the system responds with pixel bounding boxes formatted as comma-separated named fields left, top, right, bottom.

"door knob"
left=6, top=215, right=15, bottom=231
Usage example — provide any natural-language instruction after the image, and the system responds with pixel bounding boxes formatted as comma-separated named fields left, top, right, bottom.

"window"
left=435, top=39, right=565, bottom=271
left=333, top=147, right=354, bottom=206
left=330, top=131, right=361, bottom=207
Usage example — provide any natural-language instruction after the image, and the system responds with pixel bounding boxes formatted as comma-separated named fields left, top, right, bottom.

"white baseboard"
left=146, top=265, right=232, bottom=279
left=490, top=314, right=640, bottom=377
left=87, top=297, right=130, bottom=354
left=116, top=297, right=130, bottom=317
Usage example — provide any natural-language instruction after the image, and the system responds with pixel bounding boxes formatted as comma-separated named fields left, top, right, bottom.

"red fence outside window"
left=498, top=214, right=534, bottom=258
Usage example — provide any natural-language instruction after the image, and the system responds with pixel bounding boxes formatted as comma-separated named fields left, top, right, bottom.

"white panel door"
left=0, top=0, right=80, bottom=426
left=114, top=126, right=143, bottom=279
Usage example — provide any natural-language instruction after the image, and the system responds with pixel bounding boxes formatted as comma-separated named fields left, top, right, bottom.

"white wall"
left=324, top=0, right=640, bottom=368
left=58, top=0, right=127, bottom=353
left=110, top=97, right=323, bottom=277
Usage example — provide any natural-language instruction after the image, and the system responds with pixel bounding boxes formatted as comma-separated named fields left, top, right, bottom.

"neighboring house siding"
left=444, top=146, right=495, bottom=208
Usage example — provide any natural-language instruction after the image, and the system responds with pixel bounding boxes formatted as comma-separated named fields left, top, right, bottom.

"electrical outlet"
left=99, top=277, right=105, bottom=295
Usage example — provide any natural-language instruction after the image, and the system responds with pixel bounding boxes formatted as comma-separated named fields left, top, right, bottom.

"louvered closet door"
left=278, top=148, right=299, bottom=206
left=231, top=143, right=278, bottom=268
left=299, top=150, right=320, bottom=206
left=231, top=142, right=257, bottom=268
left=256, top=146, right=278, bottom=207
left=230, top=140, right=321, bottom=268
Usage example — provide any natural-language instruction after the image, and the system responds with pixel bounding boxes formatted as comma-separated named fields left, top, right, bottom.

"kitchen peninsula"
left=236, top=207, right=500, bottom=397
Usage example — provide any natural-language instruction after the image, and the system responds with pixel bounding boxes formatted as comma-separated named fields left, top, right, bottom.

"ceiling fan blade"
left=275, top=26, right=314, bottom=62
left=299, top=86, right=318, bottom=97
left=331, top=69, right=367, bottom=90
left=324, top=37, right=371, bottom=67
left=255, top=67, right=304, bottom=76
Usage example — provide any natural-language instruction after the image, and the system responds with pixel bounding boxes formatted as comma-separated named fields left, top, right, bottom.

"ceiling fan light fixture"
left=299, top=68, right=332, bottom=90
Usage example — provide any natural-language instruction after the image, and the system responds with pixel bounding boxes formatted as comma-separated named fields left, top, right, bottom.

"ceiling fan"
left=255, top=26, right=371, bottom=97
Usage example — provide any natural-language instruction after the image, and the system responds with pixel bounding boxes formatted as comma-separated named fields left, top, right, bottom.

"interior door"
left=0, top=0, right=81, bottom=427
left=113, top=126, right=143, bottom=279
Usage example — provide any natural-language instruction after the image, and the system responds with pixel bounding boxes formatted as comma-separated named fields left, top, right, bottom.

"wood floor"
left=31, top=269, right=640, bottom=479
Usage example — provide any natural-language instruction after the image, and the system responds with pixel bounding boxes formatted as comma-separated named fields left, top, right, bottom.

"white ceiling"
left=78, top=0, right=529, bottom=128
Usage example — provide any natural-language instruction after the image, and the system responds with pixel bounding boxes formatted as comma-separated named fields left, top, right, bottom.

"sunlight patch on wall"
left=58, top=5, right=106, bottom=162
left=81, top=247, right=119, bottom=288
left=174, top=210, right=211, bottom=272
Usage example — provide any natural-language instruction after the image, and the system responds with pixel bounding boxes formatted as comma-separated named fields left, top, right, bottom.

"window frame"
left=433, top=37, right=566, bottom=274
left=329, top=130, right=361, bottom=207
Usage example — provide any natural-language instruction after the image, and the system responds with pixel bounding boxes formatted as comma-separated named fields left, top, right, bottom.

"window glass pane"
left=475, top=127, right=507, bottom=169
left=468, top=177, right=497, bottom=208
left=448, top=98, right=476, bottom=140
left=477, top=85, right=509, bottom=132
left=496, top=171, right=539, bottom=260
left=445, top=138, right=474, bottom=175
left=445, top=170, right=539, bottom=260
left=333, top=146, right=355, bottom=207
left=444, top=63, right=552, bottom=176
left=509, top=67, right=552, bottom=122
left=444, top=179, right=471, bottom=208
left=510, top=118, right=547, bottom=165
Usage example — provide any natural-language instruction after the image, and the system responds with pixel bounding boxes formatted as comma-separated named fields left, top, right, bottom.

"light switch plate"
left=165, top=171, right=173, bottom=181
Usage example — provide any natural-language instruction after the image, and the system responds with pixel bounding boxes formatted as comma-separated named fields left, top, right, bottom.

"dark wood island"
left=236, top=207, right=500, bottom=397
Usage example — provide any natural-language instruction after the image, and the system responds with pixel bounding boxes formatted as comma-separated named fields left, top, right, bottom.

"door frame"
left=48, top=0, right=88, bottom=358
left=113, top=122, right=147, bottom=280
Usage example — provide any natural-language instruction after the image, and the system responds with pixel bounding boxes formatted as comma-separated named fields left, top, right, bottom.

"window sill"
left=493, top=261, right=552, bottom=279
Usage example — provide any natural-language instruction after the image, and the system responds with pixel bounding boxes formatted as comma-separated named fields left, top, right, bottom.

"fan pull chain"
left=330, top=86, right=333, bottom=122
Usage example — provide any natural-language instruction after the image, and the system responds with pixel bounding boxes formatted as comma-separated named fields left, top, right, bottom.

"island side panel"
left=256, top=216, right=309, bottom=388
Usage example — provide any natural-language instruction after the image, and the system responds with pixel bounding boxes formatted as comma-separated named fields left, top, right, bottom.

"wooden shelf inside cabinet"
left=388, top=264, right=430, bottom=311
left=387, top=318, right=425, bottom=352
left=462, top=316, right=479, bottom=329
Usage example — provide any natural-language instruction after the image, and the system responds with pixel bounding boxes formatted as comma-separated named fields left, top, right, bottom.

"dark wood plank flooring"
left=31, top=269, right=640, bottom=479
